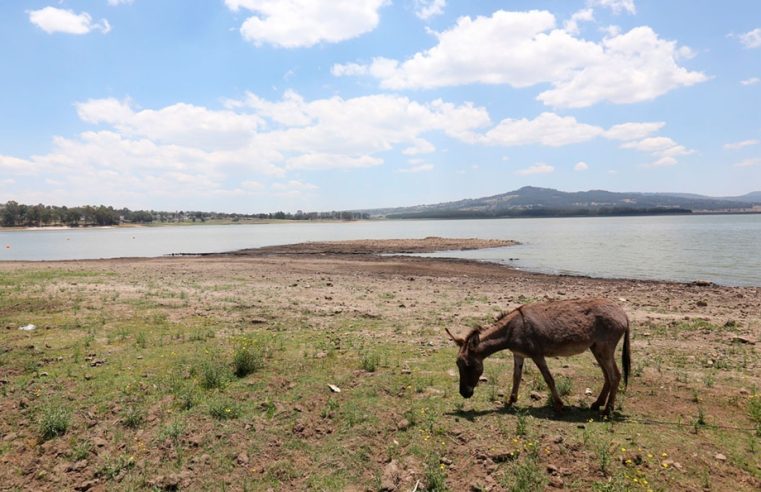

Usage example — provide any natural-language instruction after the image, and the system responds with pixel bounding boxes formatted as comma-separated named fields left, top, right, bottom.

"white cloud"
left=108, top=0, right=134, bottom=5
left=604, top=122, right=665, bottom=141
left=397, top=162, right=434, bottom=173
left=643, top=156, right=677, bottom=168
left=538, top=27, right=708, bottom=108
left=0, top=89, right=696, bottom=205
left=0, top=156, right=33, bottom=173
left=622, top=136, right=693, bottom=168
left=28, top=7, right=111, bottom=35
left=621, top=136, right=691, bottom=156
left=286, top=153, right=382, bottom=170
left=414, top=0, right=445, bottom=20
left=0, top=91, right=493, bottom=205
left=564, top=9, right=594, bottom=35
left=734, top=158, right=761, bottom=168
left=738, top=28, right=761, bottom=49
left=741, top=77, right=760, bottom=86
left=515, top=163, right=554, bottom=176
left=402, top=138, right=436, bottom=155
left=483, top=112, right=604, bottom=147
left=241, top=180, right=264, bottom=191
left=76, top=98, right=264, bottom=150
left=334, top=10, right=706, bottom=108
left=271, top=180, right=319, bottom=194
left=331, top=63, right=370, bottom=77
left=724, top=139, right=759, bottom=150
left=587, top=0, right=636, bottom=15
left=225, top=0, right=387, bottom=48
left=574, top=161, right=589, bottom=171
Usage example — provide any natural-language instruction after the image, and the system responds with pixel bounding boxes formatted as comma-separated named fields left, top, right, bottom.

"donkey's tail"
left=622, top=317, right=631, bottom=388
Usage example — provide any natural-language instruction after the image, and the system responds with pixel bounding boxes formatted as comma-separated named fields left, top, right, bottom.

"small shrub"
left=704, top=372, right=716, bottom=388
left=121, top=405, right=145, bottom=428
left=597, top=442, right=611, bottom=476
left=321, top=398, right=339, bottom=419
left=197, top=355, right=230, bottom=390
left=516, top=410, right=528, bottom=437
left=502, top=457, right=545, bottom=492
left=424, top=454, right=448, bottom=492
left=135, top=331, right=147, bottom=349
left=99, top=454, right=135, bottom=480
left=159, top=418, right=185, bottom=443
left=208, top=398, right=241, bottom=420
left=748, top=393, right=761, bottom=436
left=233, top=338, right=265, bottom=378
left=360, top=351, right=380, bottom=372
left=39, top=405, right=71, bottom=441
left=70, top=440, right=93, bottom=461
left=174, top=384, right=198, bottom=411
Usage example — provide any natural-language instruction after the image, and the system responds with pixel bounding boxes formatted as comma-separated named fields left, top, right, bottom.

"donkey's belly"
left=543, top=342, right=591, bottom=357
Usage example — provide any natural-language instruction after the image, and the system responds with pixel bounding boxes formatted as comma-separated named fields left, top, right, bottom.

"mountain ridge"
left=359, top=186, right=761, bottom=219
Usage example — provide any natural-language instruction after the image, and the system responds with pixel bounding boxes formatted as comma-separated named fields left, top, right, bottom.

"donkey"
left=446, top=298, right=630, bottom=415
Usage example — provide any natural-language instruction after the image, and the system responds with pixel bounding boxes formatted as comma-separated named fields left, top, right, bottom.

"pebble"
left=380, top=460, right=400, bottom=492
left=529, top=391, right=544, bottom=401
left=584, top=388, right=593, bottom=396
left=548, top=476, right=564, bottom=488
left=74, top=479, right=99, bottom=491
left=236, top=451, right=249, bottom=466
left=714, top=453, right=727, bottom=462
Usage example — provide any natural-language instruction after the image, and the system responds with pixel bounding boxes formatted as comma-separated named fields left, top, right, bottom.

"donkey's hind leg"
left=591, top=343, right=621, bottom=415
left=589, top=344, right=611, bottom=411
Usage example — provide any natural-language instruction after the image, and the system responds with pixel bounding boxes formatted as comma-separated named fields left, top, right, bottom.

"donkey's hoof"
left=552, top=403, right=566, bottom=414
left=590, top=402, right=602, bottom=411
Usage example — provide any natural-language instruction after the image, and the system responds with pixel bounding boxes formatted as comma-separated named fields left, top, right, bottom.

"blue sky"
left=1, top=0, right=760, bottom=213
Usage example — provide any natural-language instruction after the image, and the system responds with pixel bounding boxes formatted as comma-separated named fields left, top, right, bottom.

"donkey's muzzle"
left=460, top=387, right=474, bottom=399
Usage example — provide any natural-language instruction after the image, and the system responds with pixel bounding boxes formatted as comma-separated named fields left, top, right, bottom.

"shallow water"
left=1, top=214, right=759, bottom=286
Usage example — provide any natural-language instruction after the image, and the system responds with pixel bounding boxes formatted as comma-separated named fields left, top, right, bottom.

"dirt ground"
left=0, top=237, right=759, bottom=491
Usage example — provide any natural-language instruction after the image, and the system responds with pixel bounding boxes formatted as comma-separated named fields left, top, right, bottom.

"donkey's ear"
left=467, top=332, right=480, bottom=351
left=445, top=328, right=465, bottom=347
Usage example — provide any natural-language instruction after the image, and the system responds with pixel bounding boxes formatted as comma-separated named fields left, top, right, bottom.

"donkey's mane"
left=469, top=308, right=521, bottom=340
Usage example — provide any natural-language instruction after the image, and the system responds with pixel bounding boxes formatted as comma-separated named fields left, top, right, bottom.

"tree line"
left=0, top=201, right=368, bottom=228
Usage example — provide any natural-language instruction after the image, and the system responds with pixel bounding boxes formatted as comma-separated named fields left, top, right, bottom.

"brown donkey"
left=446, top=298, right=630, bottom=415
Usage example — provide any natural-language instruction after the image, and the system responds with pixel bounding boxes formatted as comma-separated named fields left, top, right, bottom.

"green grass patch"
left=208, top=398, right=242, bottom=420
left=38, top=404, right=71, bottom=441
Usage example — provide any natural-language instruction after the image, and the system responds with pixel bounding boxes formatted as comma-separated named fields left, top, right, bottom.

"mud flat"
left=0, top=238, right=759, bottom=490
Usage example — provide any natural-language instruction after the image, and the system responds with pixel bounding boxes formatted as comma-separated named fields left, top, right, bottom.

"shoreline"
left=1, top=209, right=760, bottom=233
left=2, top=236, right=760, bottom=289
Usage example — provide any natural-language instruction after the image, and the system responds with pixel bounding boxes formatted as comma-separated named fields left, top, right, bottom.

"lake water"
left=1, top=214, right=759, bottom=287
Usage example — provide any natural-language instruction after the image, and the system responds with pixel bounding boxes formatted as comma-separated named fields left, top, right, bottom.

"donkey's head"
left=446, top=328, right=483, bottom=399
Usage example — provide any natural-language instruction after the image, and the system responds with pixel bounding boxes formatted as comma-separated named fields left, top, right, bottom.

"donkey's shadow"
left=447, top=404, right=626, bottom=424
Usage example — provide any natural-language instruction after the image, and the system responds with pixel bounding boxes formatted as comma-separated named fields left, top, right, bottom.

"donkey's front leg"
left=532, top=356, right=565, bottom=413
left=507, top=354, right=524, bottom=405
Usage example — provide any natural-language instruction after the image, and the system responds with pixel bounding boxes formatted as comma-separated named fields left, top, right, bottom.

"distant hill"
left=720, top=191, right=761, bottom=203
left=360, top=186, right=761, bottom=219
